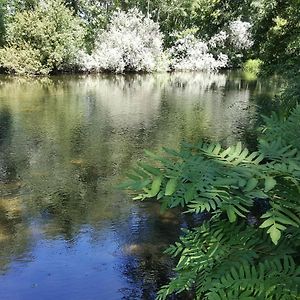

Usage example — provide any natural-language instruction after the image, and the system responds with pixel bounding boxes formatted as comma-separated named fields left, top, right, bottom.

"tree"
left=0, top=0, right=85, bottom=74
left=169, top=34, right=229, bottom=71
left=247, top=0, right=300, bottom=75
left=78, top=9, right=167, bottom=73
left=169, top=19, right=253, bottom=70
left=0, top=0, right=5, bottom=46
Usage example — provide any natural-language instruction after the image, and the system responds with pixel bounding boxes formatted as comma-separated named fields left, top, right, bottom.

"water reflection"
left=0, top=72, right=277, bottom=299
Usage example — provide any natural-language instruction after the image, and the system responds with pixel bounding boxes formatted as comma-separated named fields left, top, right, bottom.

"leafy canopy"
left=0, top=0, right=85, bottom=74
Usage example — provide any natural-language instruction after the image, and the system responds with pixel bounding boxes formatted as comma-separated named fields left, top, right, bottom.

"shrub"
left=169, top=34, right=229, bottom=71
left=0, top=0, right=85, bottom=75
left=169, top=19, right=254, bottom=71
left=0, top=0, right=5, bottom=46
left=0, top=43, right=47, bottom=75
left=243, top=59, right=263, bottom=75
left=228, top=20, right=253, bottom=51
left=208, top=30, right=228, bottom=49
left=78, top=9, right=167, bottom=73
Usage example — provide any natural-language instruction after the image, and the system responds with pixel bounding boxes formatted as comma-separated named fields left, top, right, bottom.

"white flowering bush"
left=77, top=9, right=168, bottom=73
left=208, top=31, right=228, bottom=49
left=170, top=34, right=229, bottom=71
left=76, top=50, right=98, bottom=73
left=229, top=20, right=254, bottom=50
left=169, top=19, right=254, bottom=71
left=77, top=15, right=253, bottom=73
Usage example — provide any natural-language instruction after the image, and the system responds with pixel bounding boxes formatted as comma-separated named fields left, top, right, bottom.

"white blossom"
left=76, top=50, right=99, bottom=72
left=78, top=9, right=168, bottom=73
left=170, top=34, right=229, bottom=71
left=208, top=31, right=228, bottom=48
left=76, top=14, right=253, bottom=73
left=169, top=20, right=253, bottom=71
left=228, top=20, right=253, bottom=50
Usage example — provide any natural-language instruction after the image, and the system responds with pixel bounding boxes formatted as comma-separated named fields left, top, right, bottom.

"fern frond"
left=122, top=105, right=300, bottom=300
left=261, top=105, right=300, bottom=151
left=157, top=219, right=300, bottom=300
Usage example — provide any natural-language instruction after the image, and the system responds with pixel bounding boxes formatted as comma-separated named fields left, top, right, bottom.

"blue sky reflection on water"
left=0, top=226, right=125, bottom=300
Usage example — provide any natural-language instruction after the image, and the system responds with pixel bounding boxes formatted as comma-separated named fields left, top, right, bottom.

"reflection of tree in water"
left=0, top=107, right=32, bottom=272
left=117, top=203, right=179, bottom=299
left=0, top=72, right=279, bottom=285
left=0, top=106, right=31, bottom=187
left=0, top=196, right=32, bottom=273
left=26, top=166, right=115, bottom=240
left=0, top=108, right=16, bottom=183
left=0, top=107, right=12, bottom=143
left=116, top=202, right=200, bottom=300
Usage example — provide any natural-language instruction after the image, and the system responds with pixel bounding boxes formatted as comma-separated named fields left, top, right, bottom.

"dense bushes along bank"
left=0, top=0, right=292, bottom=74
left=0, top=3, right=252, bottom=75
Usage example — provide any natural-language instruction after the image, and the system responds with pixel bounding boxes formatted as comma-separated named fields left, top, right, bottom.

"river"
left=0, top=71, right=278, bottom=300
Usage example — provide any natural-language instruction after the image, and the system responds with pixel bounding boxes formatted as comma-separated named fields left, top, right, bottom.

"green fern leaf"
left=264, top=176, right=277, bottom=192
left=165, top=178, right=177, bottom=196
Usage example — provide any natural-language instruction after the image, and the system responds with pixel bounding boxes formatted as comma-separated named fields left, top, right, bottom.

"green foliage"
left=124, top=139, right=300, bottom=244
left=261, top=105, right=300, bottom=150
left=0, top=0, right=6, bottom=46
left=0, top=0, right=298, bottom=73
left=0, top=0, right=85, bottom=74
left=64, top=0, right=112, bottom=51
left=158, top=221, right=300, bottom=300
left=250, top=0, right=300, bottom=75
left=158, top=222, right=300, bottom=300
left=122, top=105, right=300, bottom=299
left=274, top=75, right=300, bottom=117
left=243, top=59, right=263, bottom=75
left=0, top=43, right=47, bottom=75
left=4, top=0, right=37, bottom=12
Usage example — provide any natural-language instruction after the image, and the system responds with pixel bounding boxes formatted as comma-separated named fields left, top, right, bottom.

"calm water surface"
left=0, top=72, right=278, bottom=300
